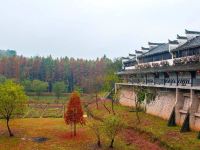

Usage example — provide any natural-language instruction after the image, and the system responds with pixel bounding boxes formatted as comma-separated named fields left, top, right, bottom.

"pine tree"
left=64, top=92, right=85, bottom=136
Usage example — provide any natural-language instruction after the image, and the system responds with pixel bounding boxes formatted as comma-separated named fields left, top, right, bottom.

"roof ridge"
left=168, top=39, right=179, bottom=44
left=177, top=34, right=187, bottom=39
left=185, top=29, right=200, bottom=34
left=129, top=53, right=136, bottom=56
left=135, top=50, right=143, bottom=53
left=141, top=47, right=149, bottom=50
left=148, top=42, right=165, bottom=45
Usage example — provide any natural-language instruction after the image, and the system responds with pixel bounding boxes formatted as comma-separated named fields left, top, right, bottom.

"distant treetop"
left=0, top=49, right=16, bottom=57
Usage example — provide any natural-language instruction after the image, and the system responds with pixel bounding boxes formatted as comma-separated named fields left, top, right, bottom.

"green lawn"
left=28, top=94, right=93, bottom=104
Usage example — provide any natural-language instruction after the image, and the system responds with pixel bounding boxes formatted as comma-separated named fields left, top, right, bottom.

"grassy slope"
left=91, top=102, right=200, bottom=150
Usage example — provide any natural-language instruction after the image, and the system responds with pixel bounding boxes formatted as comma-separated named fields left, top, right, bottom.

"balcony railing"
left=125, top=77, right=200, bottom=87
left=177, top=78, right=191, bottom=86
left=123, top=55, right=200, bottom=71
left=192, top=79, right=200, bottom=86
left=164, top=78, right=177, bottom=85
left=147, top=79, right=154, bottom=84
left=154, top=78, right=165, bottom=85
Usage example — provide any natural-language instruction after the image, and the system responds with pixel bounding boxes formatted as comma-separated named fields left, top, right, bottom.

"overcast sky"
left=0, top=0, right=200, bottom=59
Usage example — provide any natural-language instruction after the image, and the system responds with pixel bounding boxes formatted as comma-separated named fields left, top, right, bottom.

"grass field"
left=28, top=93, right=93, bottom=104
left=29, top=96, right=68, bottom=104
left=1, top=96, right=200, bottom=150
left=25, top=94, right=93, bottom=118
left=0, top=118, right=135, bottom=150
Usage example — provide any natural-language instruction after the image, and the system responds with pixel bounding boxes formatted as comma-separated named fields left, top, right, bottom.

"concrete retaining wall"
left=146, top=90, right=176, bottom=120
left=119, top=87, right=136, bottom=107
left=117, top=84, right=200, bottom=131
left=118, top=87, right=176, bottom=120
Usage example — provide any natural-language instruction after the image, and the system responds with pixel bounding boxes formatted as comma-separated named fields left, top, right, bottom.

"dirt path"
left=121, top=128, right=164, bottom=150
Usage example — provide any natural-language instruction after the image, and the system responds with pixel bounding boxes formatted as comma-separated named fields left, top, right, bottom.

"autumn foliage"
left=64, top=92, right=85, bottom=136
left=0, top=55, right=121, bottom=93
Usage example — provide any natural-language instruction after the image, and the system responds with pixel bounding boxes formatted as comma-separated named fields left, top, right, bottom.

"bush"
left=103, top=115, right=123, bottom=148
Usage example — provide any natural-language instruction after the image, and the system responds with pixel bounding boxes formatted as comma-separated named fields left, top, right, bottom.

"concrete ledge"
left=179, top=109, right=187, bottom=114
left=116, top=82, right=200, bottom=91
left=194, top=113, right=200, bottom=117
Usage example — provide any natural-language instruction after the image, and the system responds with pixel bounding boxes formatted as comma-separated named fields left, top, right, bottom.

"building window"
left=164, top=72, right=169, bottom=78
left=154, top=73, right=159, bottom=78
left=163, top=52, right=172, bottom=60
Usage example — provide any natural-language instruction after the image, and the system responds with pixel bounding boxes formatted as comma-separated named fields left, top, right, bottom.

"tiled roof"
left=172, top=36, right=200, bottom=51
left=129, top=54, right=136, bottom=57
left=185, top=29, right=200, bottom=34
left=138, top=43, right=169, bottom=58
left=123, top=58, right=136, bottom=64
left=177, top=34, right=187, bottom=39
left=141, top=47, right=149, bottom=50
left=135, top=50, right=143, bottom=53
left=168, top=39, right=179, bottom=44
left=122, top=57, right=129, bottom=59
left=148, top=42, right=165, bottom=45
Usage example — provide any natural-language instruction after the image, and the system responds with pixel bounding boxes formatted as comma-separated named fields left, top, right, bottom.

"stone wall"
left=117, top=84, right=200, bottom=131
left=146, top=90, right=176, bottom=120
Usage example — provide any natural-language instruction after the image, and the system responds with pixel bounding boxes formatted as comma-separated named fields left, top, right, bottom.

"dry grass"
left=0, top=118, right=135, bottom=150
left=1, top=97, right=200, bottom=150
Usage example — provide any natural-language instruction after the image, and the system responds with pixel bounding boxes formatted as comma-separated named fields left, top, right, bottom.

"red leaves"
left=64, top=92, right=85, bottom=125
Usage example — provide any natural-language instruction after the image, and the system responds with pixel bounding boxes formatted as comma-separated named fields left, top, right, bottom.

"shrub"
left=103, top=115, right=123, bottom=148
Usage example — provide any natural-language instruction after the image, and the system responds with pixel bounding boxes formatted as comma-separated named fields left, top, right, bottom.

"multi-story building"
left=116, top=29, right=200, bottom=131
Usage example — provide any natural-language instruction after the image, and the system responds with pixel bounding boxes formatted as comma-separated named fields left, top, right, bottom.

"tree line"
left=0, top=55, right=122, bottom=93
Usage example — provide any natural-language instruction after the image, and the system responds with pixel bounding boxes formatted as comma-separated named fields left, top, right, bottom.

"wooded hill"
left=0, top=54, right=121, bottom=93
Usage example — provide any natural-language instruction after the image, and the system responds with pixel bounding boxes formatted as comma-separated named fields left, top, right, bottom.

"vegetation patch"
left=89, top=100, right=200, bottom=150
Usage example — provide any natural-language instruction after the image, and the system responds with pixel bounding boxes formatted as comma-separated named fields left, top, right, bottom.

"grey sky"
left=0, top=0, right=200, bottom=59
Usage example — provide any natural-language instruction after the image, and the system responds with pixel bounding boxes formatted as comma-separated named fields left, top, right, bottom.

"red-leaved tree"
left=64, top=92, right=85, bottom=136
